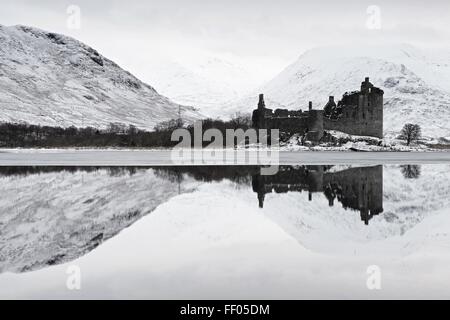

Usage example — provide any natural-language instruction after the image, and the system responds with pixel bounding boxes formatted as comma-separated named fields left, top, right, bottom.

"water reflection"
left=0, top=164, right=446, bottom=275
left=154, top=165, right=385, bottom=225
left=1, top=164, right=450, bottom=299
left=400, top=164, right=421, bottom=179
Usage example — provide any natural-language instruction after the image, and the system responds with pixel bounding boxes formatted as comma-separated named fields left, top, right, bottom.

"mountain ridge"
left=0, top=25, right=201, bottom=130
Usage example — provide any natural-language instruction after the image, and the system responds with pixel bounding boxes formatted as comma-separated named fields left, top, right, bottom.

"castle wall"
left=324, top=109, right=381, bottom=138
left=323, top=91, right=383, bottom=138
left=306, top=110, right=324, bottom=142
left=255, top=110, right=324, bottom=142
left=266, top=116, right=309, bottom=135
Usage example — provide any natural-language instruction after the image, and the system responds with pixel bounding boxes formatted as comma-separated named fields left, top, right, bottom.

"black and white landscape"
left=1, top=25, right=450, bottom=142
left=0, top=0, right=449, bottom=301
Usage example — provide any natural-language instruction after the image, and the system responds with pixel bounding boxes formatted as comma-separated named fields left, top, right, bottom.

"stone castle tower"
left=323, top=77, right=384, bottom=138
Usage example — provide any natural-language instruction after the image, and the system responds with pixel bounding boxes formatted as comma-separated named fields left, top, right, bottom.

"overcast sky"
left=2, top=0, right=450, bottom=81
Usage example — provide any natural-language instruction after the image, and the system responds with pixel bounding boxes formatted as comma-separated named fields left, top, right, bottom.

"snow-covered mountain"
left=231, top=44, right=450, bottom=139
left=0, top=25, right=201, bottom=130
left=143, top=53, right=275, bottom=118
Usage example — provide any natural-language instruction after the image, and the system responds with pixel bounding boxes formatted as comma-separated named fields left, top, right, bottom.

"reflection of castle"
left=252, top=77, right=384, bottom=142
left=252, top=165, right=383, bottom=225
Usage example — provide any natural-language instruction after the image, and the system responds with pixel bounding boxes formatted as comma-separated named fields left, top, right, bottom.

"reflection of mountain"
left=0, top=167, right=196, bottom=273
left=252, top=166, right=383, bottom=225
left=1, top=164, right=448, bottom=275
left=258, top=164, right=450, bottom=257
left=0, top=166, right=257, bottom=274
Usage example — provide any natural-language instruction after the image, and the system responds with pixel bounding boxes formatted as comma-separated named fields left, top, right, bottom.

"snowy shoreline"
left=1, top=146, right=448, bottom=153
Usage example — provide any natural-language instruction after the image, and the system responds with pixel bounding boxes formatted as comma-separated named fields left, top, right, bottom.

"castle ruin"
left=252, top=77, right=384, bottom=141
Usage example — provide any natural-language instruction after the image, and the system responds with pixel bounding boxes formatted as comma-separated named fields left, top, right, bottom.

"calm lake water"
left=0, top=164, right=449, bottom=299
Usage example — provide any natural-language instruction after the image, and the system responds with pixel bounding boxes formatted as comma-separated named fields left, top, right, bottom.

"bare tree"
left=230, top=112, right=252, bottom=129
left=398, top=123, right=422, bottom=146
left=154, top=119, right=184, bottom=132
left=127, top=124, right=138, bottom=135
left=401, top=165, right=421, bottom=179
left=107, top=122, right=127, bottom=134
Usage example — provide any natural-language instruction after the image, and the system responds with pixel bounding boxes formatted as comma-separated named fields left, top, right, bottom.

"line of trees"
left=1, top=115, right=422, bottom=148
left=0, top=165, right=258, bottom=186
left=0, top=122, right=176, bottom=148
left=0, top=113, right=252, bottom=148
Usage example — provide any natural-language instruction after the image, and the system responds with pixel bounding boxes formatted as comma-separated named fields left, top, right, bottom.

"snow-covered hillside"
left=231, top=44, right=450, bottom=140
left=0, top=25, right=201, bottom=130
